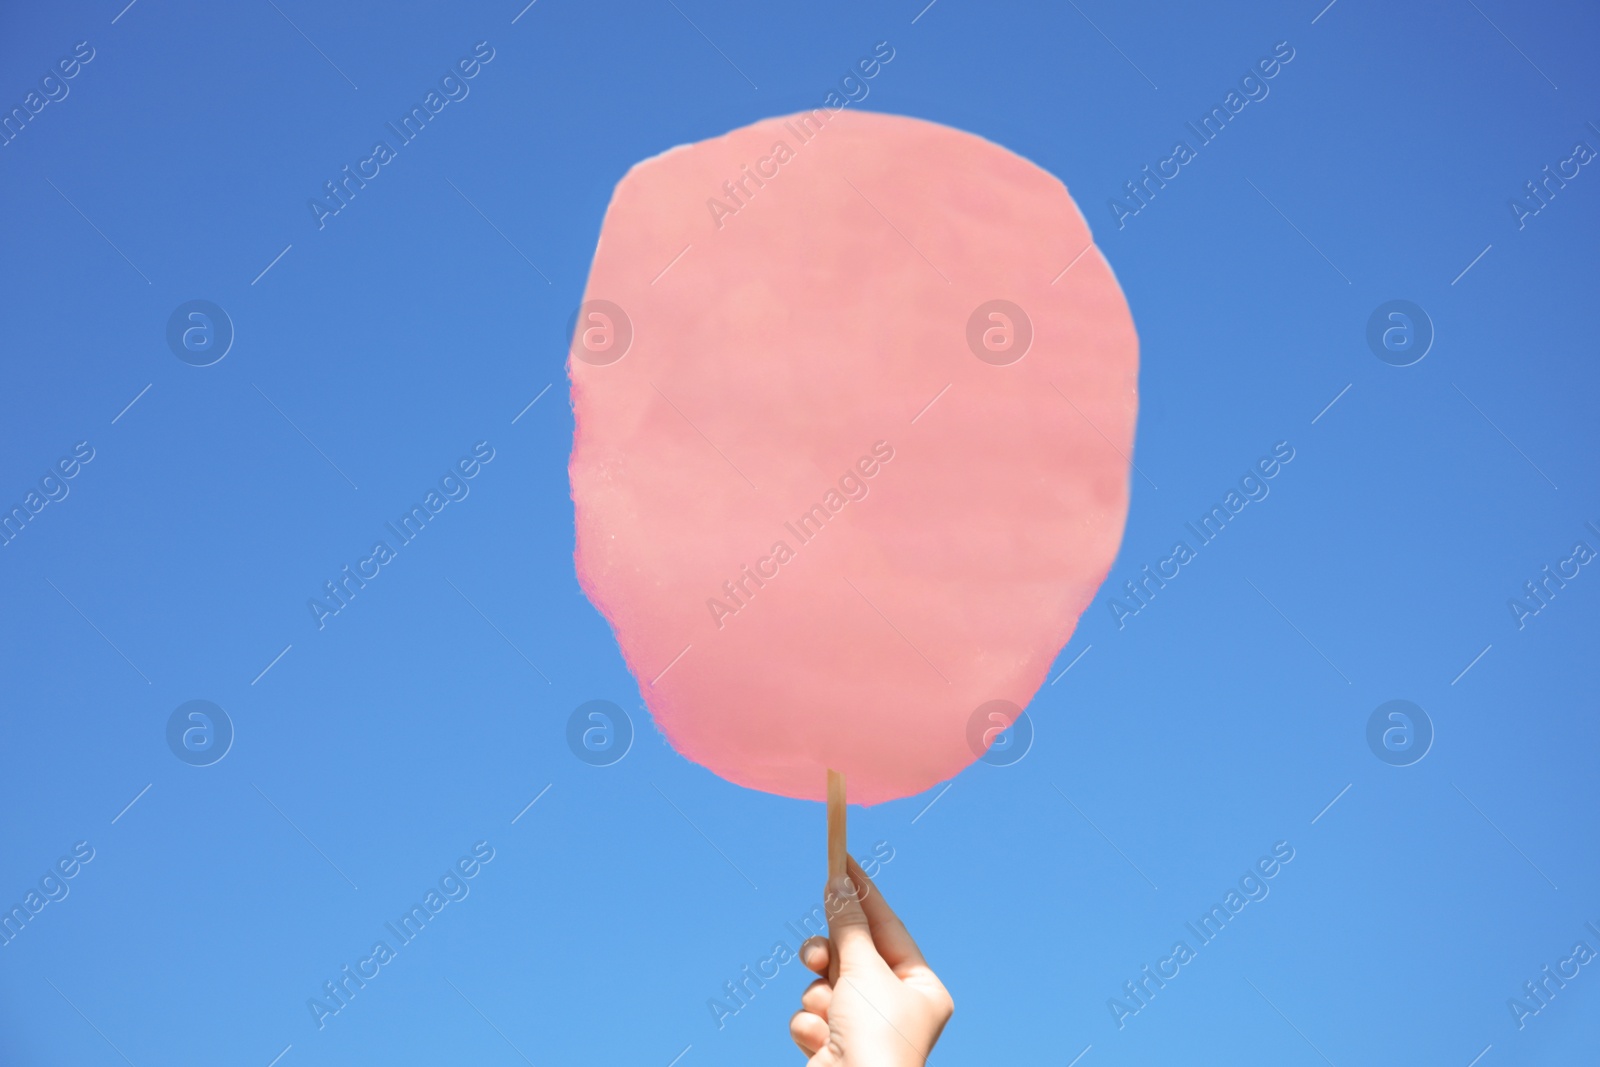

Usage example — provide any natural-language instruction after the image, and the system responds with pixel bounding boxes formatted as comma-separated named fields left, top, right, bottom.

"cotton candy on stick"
left=569, top=110, right=1138, bottom=825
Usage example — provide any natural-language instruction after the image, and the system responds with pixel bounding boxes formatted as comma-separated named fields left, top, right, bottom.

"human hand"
left=789, top=855, right=954, bottom=1064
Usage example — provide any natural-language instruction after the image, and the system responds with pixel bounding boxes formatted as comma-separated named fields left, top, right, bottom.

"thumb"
left=825, top=873, right=880, bottom=974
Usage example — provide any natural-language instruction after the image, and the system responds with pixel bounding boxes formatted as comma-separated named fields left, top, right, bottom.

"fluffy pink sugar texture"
left=569, top=109, right=1137, bottom=805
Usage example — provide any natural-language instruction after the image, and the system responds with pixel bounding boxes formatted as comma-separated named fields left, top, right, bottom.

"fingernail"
left=829, top=875, right=856, bottom=898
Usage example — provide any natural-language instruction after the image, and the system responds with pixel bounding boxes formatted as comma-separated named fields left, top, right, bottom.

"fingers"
left=824, top=870, right=879, bottom=973
left=844, top=854, right=928, bottom=972
left=789, top=1008, right=829, bottom=1057
left=799, top=936, right=830, bottom=977
left=800, top=977, right=833, bottom=1018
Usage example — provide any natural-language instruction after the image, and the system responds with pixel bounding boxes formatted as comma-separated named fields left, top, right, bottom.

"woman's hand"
left=789, top=855, right=953, bottom=1064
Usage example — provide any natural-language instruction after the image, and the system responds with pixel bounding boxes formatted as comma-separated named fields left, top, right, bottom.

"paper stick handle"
left=826, top=768, right=846, bottom=984
left=827, top=769, right=847, bottom=882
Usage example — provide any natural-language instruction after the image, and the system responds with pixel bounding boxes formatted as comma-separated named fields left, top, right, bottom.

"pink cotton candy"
left=569, top=109, right=1138, bottom=805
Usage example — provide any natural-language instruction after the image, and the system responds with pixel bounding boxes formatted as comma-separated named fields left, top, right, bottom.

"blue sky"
left=1, top=1, right=1597, bottom=1065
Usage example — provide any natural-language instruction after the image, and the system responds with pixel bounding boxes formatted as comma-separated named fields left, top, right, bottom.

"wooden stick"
left=827, top=768, right=847, bottom=882
left=826, top=768, right=846, bottom=984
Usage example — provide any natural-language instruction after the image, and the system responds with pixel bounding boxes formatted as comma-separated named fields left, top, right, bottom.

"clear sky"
left=1, top=1, right=1597, bottom=1065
